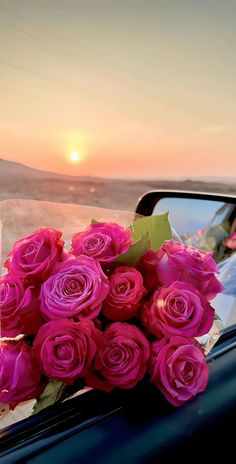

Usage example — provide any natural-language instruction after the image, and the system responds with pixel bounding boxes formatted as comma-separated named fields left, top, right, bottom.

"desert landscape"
left=0, top=158, right=235, bottom=212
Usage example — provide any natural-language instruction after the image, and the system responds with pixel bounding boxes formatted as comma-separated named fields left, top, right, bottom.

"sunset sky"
left=0, top=0, right=236, bottom=178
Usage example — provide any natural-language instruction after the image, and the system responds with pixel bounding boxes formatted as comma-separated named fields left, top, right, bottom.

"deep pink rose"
left=224, top=232, right=236, bottom=250
left=138, top=248, right=159, bottom=292
left=141, top=281, right=215, bottom=338
left=5, top=228, right=64, bottom=283
left=40, top=256, right=109, bottom=321
left=86, top=322, right=150, bottom=391
left=102, top=266, right=146, bottom=321
left=33, top=319, right=102, bottom=384
left=0, top=340, right=42, bottom=409
left=71, top=222, right=132, bottom=263
left=140, top=240, right=223, bottom=300
left=149, top=336, right=208, bottom=406
left=0, top=273, right=42, bottom=337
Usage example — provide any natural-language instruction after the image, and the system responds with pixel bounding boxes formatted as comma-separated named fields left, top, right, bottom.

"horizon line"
left=1, top=157, right=236, bottom=183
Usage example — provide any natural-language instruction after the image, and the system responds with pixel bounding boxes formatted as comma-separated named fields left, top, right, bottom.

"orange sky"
left=0, top=1, right=236, bottom=178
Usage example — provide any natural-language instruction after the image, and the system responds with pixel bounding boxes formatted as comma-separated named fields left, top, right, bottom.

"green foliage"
left=32, top=380, right=67, bottom=415
left=91, top=218, right=99, bottom=224
left=116, top=213, right=172, bottom=266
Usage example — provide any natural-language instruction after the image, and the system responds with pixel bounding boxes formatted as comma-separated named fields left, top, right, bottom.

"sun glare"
left=70, top=151, right=81, bottom=162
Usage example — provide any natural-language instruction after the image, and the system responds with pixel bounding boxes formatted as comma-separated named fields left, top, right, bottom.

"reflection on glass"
left=153, top=197, right=235, bottom=258
left=212, top=254, right=236, bottom=329
left=153, top=198, right=231, bottom=237
left=153, top=196, right=236, bottom=331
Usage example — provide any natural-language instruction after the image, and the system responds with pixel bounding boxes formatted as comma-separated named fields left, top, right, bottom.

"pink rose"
left=5, top=228, right=64, bottom=283
left=0, top=340, right=42, bottom=409
left=40, top=256, right=109, bottom=321
left=149, top=336, right=208, bottom=406
left=140, top=240, right=223, bottom=300
left=196, top=227, right=207, bottom=238
left=0, top=273, right=42, bottom=337
left=102, top=266, right=146, bottom=321
left=224, top=232, right=236, bottom=250
left=33, top=319, right=102, bottom=384
left=138, top=249, right=160, bottom=292
left=86, top=322, right=150, bottom=391
left=141, top=281, right=215, bottom=338
left=71, top=222, right=132, bottom=263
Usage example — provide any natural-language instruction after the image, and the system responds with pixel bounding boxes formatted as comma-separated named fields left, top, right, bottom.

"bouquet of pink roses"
left=0, top=201, right=224, bottom=415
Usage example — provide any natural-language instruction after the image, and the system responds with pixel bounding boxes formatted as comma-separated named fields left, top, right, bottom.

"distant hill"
left=0, top=158, right=100, bottom=182
left=0, top=158, right=55, bottom=179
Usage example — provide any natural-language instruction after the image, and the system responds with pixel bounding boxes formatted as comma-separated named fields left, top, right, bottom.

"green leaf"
left=147, top=213, right=172, bottom=250
left=115, top=214, right=172, bottom=265
left=116, top=234, right=149, bottom=266
left=91, top=218, right=100, bottom=225
left=32, top=380, right=67, bottom=415
left=130, top=213, right=172, bottom=251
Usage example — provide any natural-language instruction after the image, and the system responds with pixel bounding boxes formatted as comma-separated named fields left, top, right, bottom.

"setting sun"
left=70, top=151, right=81, bottom=163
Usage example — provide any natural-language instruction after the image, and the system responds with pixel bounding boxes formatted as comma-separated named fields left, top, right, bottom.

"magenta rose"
left=33, top=319, right=102, bottom=384
left=140, top=240, right=223, bottom=300
left=71, top=222, right=132, bottom=263
left=40, top=256, right=109, bottom=321
left=149, top=336, right=208, bottom=406
left=224, top=232, right=236, bottom=250
left=141, top=281, right=215, bottom=338
left=138, top=249, right=159, bottom=292
left=5, top=228, right=64, bottom=283
left=0, top=340, right=43, bottom=409
left=102, top=266, right=146, bottom=321
left=86, top=322, right=150, bottom=392
left=0, top=273, right=42, bottom=337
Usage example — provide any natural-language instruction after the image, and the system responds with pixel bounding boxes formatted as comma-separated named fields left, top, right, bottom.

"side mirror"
left=136, top=190, right=236, bottom=260
left=136, top=190, right=236, bottom=328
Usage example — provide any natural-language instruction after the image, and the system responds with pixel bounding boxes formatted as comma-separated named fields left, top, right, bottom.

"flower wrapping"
left=0, top=199, right=224, bottom=419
